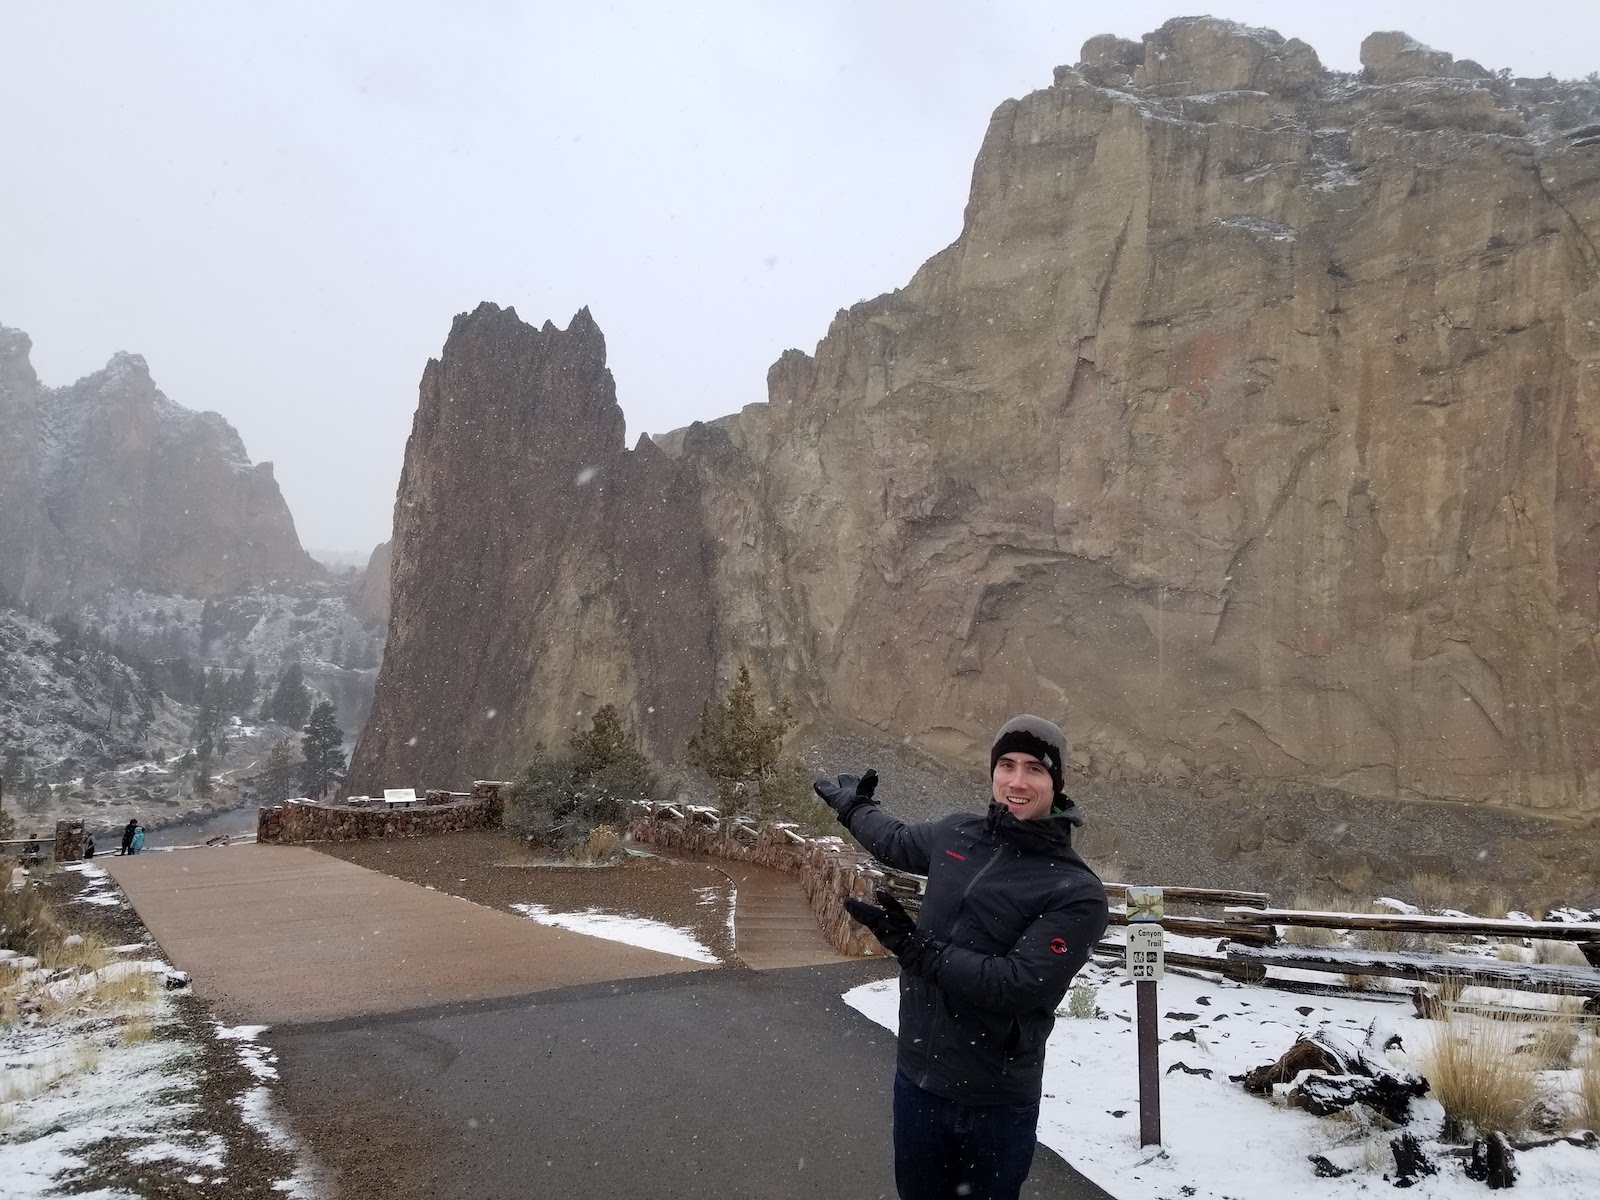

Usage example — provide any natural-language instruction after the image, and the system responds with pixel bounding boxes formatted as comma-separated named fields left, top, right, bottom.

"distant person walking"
left=815, top=715, right=1110, bottom=1200
left=119, top=818, right=138, bottom=856
left=130, top=824, right=146, bottom=854
left=84, top=832, right=96, bottom=859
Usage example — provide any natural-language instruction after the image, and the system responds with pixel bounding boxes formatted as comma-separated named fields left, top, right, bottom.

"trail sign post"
left=1126, top=887, right=1165, bottom=1147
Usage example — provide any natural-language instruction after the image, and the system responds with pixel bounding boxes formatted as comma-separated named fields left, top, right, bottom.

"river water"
left=139, top=804, right=261, bottom=849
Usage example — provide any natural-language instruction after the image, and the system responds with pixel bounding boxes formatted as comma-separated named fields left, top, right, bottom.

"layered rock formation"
left=351, top=18, right=1600, bottom=817
left=350, top=306, right=719, bottom=791
left=352, top=540, right=391, bottom=626
left=0, top=329, right=318, bottom=606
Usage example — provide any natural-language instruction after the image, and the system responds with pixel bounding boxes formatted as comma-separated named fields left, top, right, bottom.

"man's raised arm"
left=814, top=769, right=936, bottom=875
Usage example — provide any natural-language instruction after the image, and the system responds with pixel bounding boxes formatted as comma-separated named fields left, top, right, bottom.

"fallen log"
left=1236, top=1030, right=1427, bottom=1124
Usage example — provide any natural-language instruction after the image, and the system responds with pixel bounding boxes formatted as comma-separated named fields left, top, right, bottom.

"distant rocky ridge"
left=0, top=326, right=319, bottom=607
left=351, top=18, right=1600, bottom=821
left=352, top=541, right=391, bottom=626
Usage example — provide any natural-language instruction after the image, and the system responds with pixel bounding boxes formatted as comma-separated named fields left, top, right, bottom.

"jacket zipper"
left=916, top=837, right=1005, bottom=1090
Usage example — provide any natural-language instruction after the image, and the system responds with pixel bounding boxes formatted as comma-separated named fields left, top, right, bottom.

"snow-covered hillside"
left=1, top=577, right=384, bottom=838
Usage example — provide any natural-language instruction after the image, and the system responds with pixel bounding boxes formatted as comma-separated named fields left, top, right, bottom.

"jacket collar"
left=984, top=798, right=1083, bottom=853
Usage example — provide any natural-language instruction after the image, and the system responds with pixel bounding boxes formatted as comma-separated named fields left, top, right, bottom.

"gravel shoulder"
left=15, top=863, right=316, bottom=1199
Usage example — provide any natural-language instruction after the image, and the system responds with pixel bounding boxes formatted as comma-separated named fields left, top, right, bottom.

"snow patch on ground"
left=217, top=1023, right=279, bottom=1081
left=1, top=878, right=319, bottom=1198
left=510, top=902, right=719, bottom=963
left=213, top=1024, right=321, bottom=1197
left=845, top=956, right=1600, bottom=1199
left=63, top=861, right=125, bottom=909
left=0, top=985, right=207, bottom=1196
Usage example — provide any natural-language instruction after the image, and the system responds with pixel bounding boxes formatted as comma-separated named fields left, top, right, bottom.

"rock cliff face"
left=350, top=305, right=717, bottom=792
left=352, top=541, right=391, bottom=626
left=351, top=18, right=1600, bottom=817
left=0, top=329, right=319, bottom=606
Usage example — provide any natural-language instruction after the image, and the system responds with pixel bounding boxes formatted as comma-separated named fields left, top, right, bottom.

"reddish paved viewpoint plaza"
left=103, top=844, right=712, bottom=1024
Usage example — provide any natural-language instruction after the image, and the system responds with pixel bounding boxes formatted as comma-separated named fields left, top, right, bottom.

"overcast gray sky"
left=5, top=2, right=1598, bottom=554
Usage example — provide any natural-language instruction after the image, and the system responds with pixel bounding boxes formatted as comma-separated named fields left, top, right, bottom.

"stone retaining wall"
left=259, top=780, right=512, bottom=844
left=625, top=811, right=897, bottom=957
left=53, top=819, right=85, bottom=862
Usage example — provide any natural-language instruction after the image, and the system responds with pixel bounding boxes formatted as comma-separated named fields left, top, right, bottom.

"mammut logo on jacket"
left=1050, top=937, right=1068, bottom=955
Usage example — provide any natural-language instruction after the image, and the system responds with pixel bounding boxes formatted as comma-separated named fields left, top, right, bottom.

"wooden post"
left=1137, top=978, right=1161, bottom=1146
left=1126, top=886, right=1165, bottom=1148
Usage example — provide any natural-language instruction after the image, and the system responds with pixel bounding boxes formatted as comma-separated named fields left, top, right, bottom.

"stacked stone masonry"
left=258, top=780, right=511, bottom=844
left=625, top=808, right=900, bottom=957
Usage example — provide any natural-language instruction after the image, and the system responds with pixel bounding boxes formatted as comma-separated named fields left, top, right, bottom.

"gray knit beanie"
left=989, top=714, right=1070, bottom=802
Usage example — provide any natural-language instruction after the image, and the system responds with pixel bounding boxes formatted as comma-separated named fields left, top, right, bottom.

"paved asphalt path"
left=271, top=960, right=1118, bottom=1200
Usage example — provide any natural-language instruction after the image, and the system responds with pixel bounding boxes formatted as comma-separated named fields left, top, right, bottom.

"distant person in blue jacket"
left=130, top=824, right=146, bottom=854
left=815, top=715, right=1110, bottom=1200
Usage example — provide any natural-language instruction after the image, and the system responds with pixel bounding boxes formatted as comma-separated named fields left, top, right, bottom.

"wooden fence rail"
left=1224, top=906, right=1600, bottom=944
left=1226, top=944, right=1600, bottom=1006
left=626, top=800, right=1600, bottom=1000
left=1105, top=883, right=1270, bottom=907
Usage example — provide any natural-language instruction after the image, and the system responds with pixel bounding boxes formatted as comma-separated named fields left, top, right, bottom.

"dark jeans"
left=892, top=1070, right=1040, bottom=1200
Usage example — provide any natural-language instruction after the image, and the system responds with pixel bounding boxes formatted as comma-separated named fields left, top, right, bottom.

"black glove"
left=813, top=769, right=879, bottom=819
left=844, top=887, right=923, bottom=958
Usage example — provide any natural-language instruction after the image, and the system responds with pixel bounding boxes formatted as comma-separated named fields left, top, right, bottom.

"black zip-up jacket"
left=840, top=798, right=1109, bottom=1106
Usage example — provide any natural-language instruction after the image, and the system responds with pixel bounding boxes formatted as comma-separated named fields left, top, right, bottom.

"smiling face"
left=991, top=751, right=1055, bottom=821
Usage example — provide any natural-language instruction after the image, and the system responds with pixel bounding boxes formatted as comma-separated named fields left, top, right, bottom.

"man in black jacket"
left=815, top=714, right=1109, bottom=1200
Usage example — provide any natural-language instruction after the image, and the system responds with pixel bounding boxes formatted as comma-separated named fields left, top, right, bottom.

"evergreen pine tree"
left=685, top=664, right=792, bottom=810
left=192, top=669, right=224, bottom=751
left=268, top=662, right=311, bottom=728
left=252, top=737, right=300, bottom=803
left=299, top=701, right=346, bottom=799
left=234, top=659, right=259, bottom=714
left=570, top=704, right=637, bottom=774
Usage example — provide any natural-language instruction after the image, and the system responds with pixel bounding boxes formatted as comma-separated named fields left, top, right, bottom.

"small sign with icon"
left=1126, top=886, right=1164, bottom=922
left=1126, top=923, right=1165, bottom=981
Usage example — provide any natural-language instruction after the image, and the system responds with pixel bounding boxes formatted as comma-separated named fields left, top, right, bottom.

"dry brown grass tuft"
left=1422, top=1010, right=1542, bottom=1141
left=1352, top=903, right=1427, bottom=954
left=1478, top=890, right=1511, bottom=920
left=90, top=968, right=155, bottom=1011
left=73, top=1041, right=102, bottom=1075
left=39, top=933, right=109, bottom=975
left=578, top=824, right=622, bottom=862
left=1533, top=940, right=1592, bottom=967
left=0, top=883, right=59, bottom=955
left=1411, top=872, right=1464, bottom=913
left=1436, top=974, right=1468, bottom=1006
left=122, top=1013, right=155, bottom=1045
left=1286, top=923, right=1343, bottom=948
left=1527, top=1019, right=1580, bottom=1070
left=1579, top=1039, right=1600, bottom=1132
left=1284, top=893, right=1346, bottom=948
